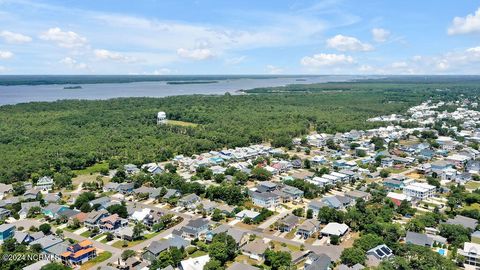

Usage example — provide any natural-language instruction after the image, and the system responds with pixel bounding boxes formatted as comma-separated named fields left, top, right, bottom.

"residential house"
left=297, top=219, right=321, bottom=239
left=143, top=210, right=165, bottom=228
left=235, top=210, right=260, bottom=221
left=280, top=185, right=304, bottom=201
left=199, top=199, right=218, bottom=214
left=19, top=201, right=41, bottom=219
left=445, top=215, right=478, bottom=230
left=304, top=253, right=332, bottom=270
left=163, top=189, right=180, bottom=200
left=178, top=194, right=201, bottom=210
left=29, top=235, right=63, bottom=251
left=42, top=203, right=69, bottom=219
left=44, top=193, right=61, bottom=203
left=345, top=190, right=371, bottom=202
left=459, top=242, right=480, bottom=267
left=278, top=214, right=299, bottom=232
left=84, top=209, right=109, bottom=229
left=308, top=200, right=325, bottom=218
left=14, top=231, right=33, bottom=244
left=320, top=222, right=349, bottom=238
left=472, top=231, right=480, bottom=244
left=124, top=164, right=140, bottom=175
left=0, top=183, right=12, bottom=199
left=23, top=189, right=40, bottom=201
left=366, top=244, right=394, bottom=265
left=88, top=197, right=111, bottom=210
left=403, top=182, right=436, bottom=200
left=177, top=218, right=209, bottom=239
left=180, top=255, right=210, bottom=270
left=61, top=240, right=97, bottom=266
left=251, top=191, right=280, bottom=209
left=206, top=225, right=248, bottom=247
left=99, top=214, right=127, bottom=231
left=241, top=239, right=268, bottom=261
left=0, top=208, right=11, bottom=220
left=256, top=181, right=278, bottom=193
left=116, top=226, right=135, bottom=241
left=405, top=231, right=446, bottom=247
left=0, top=224, right=15, bottom=242
left=36, top=176, right=54, bottom=191
left=142, top=235, right=189, bottom=262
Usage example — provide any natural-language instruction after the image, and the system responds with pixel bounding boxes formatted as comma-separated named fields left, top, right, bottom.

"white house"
left=35, top=176, right=54, bottom=191
left=403, top=182, right=436, bottom=200
left=157, top=111, right=167, bottom=124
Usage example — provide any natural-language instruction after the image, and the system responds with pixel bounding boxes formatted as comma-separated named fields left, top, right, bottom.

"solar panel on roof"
left=376, top=250, right=385, bottom=257
left=381, top=247, right=391, bottom=255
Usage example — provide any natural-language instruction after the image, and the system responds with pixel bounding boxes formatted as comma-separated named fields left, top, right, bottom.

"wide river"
left=0, top=75, right=359, bottom=106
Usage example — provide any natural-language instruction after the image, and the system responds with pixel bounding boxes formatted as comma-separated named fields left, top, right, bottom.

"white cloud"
left=0, top=30, right=32, bottom=43
left=448, top=8, right=480, bottom=35
left=265, top=65, right=284, bottom=74
left=176, top=48, right=214, bottom=60
left=59, top=57, right=88, bottom=69
left=40, top=27, right=87, bottom=48
left=151, top=68, right=172, bottom=75
left=94, top=49, right=136, bottom=62
left=0, top=66, right=9, bottom=73
left=391, top=61, right=408, bottom=68
left=0, top=50, right=14, bottom=59
left=225, top=56, right=246, bottom=65
left=326, top=34, right=373, bottom=52
left=371, top=28, right=390, bottom=42
left=300, top=53, right=354, bottom=67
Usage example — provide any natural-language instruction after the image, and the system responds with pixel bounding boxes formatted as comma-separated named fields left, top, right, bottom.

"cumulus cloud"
left=0, top=50, right=14, bottom=59
left=40, top=27, right=87, bottom=48
left=59, top=57, right=88, bottom=69
left=0, top=30, right=32, bottom=43
left=301, top=53, right=354, bottom=67
left=448, top=8, right=480, bottom=35
left=94, top=49, right=136, bottom=62
left=176, top=48, right=214, bottom=60
left=371, top=28, right=390, bottom=42
left=265, top=65, right=284, bottom=74
left=326, top=34, right=373, bottom=52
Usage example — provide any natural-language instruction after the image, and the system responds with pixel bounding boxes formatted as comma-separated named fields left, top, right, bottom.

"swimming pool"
left=438, top=249, right=446, bottom=256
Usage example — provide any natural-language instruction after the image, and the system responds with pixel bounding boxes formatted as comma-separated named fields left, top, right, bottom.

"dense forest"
left=1, top=81, right=479, bottom=183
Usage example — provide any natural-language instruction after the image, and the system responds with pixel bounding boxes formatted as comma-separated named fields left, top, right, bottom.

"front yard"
left=80, top=251, right=112, bottom=270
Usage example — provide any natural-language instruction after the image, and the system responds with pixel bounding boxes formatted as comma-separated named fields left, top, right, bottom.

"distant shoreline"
left=0, top=74, right=333, bottom=86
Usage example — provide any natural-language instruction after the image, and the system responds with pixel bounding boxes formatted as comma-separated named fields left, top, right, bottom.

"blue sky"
left=0, top=0, right=480, bottom=74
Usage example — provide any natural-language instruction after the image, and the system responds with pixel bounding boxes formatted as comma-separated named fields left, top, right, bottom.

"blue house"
left=0, top=224, right=15, bottom=241
left=42, top=203, right=69, bottom=219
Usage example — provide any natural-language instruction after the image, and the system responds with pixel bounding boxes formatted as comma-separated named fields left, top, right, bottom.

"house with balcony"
left=61, top=240, right=97, bottom=266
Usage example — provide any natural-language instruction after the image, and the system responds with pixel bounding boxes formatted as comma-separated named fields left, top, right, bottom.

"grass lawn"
left=464, top=203, right=480, bottom=211
left=73, top=162, right=109, bottom=175
left=80, top=251, right=112, bottom=270
left=271, top=240, right=300, bottom=252
left=63, top=226, right=76, bottom=232
left=190, top=250, right=207, bottom=258
left=92, top=233, right=106, bottom=240
left=80, top=230, right=92, bottom=238
left=285, top=228, right=297, bottom=240
left=233, top=255, right=259, bottom=265
left=466, top=181, right=480, bottom=190
left=166, top=120, right=198, bottom=127
left=112, top=231, right=160, bottom=248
